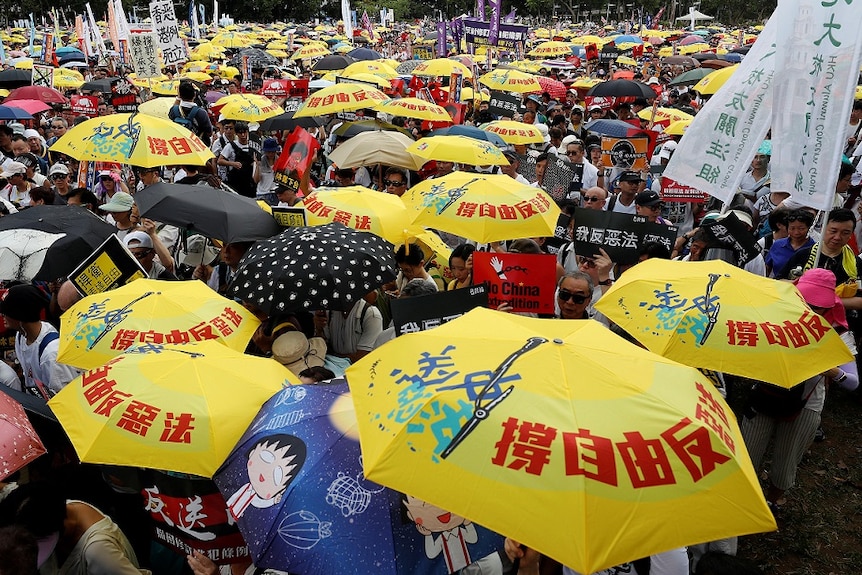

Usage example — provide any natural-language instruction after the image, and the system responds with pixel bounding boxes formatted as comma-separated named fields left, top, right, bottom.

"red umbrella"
left=0, top=390, right=46, bottom=480
left=613, top=70, right=635, bottom=80
left=5, top=85, right=67, bottom=104
left=679, top=34, right=706, bottom=45
left=3, top=99, right=51, bottom=115
left=531, top=76, right=567, bottom=99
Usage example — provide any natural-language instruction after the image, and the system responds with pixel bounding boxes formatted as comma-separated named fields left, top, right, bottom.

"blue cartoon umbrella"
left=213, top=381, right=503, bottom=575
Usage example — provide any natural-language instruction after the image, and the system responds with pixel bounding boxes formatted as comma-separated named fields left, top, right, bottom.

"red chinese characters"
left=726, top=310, right=832, bottom=348
left=108, top=308, right=244, bottom=351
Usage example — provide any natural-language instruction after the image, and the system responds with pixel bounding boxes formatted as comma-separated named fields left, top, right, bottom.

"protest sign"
left=32, top=64, right=53, bottom=87
left=700, top=212, right=759, bottom=267
left=462, top=17, right=529, bottom=48
left=128, top=32, right=160, bottom=78
left=41, top=33, right=54, bottom=65
left=572, top=207, right=678, bottom=265
left=488, top=90, right=520, bottom=118
left=412, top=45, right=434, bottom=60
left=110, top=77, right=138, bottom=113
left=274, top=126, right=320, bottom=193
left=149, top=0, right=187, bottom=67
left=71, top=95, right=99, bottom=118
left=473, top=252, right=557, bottom=314
left=544, top=213, right=572, bottom=256
left=391, top=283, right=489, bottom=336
left=261, top=79, right=309, bottom=99
left=69, top=234, right=147, bottom=297
left=660, top=177, right=710, bottom=202
left=271, top=207, right=307, bottom=228
left=601, top=136, right=649, bottom=171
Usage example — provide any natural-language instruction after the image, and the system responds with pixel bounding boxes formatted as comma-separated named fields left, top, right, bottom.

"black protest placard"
left=69, top=234, right=147, bottom=297
left=572, top=207, right=678, bottom=265
left=488, top=90, right=521, bottom=119
left=271, top=206, right=307, bottom=228
left=111, top=78, right=138, bottom=113
left=518, top=151, right=538, bottom=183
left=543, top=213, right=572, bottom=256
left=700, top=212, right=759, bottom=267
left=539, top=152, right=577, bottom=203
left=391, top=283, right=489, bottom=336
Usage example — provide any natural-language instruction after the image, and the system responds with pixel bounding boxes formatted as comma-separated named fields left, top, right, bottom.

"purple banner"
left=436, top=20, right=447, bottom=57
left=488, top=0, right=501, bottom=45
left=476, top=0, right=486, bottom=18
left=451, top=17, right=463, bottom=44
left=462, top=17, right=529, bottom=49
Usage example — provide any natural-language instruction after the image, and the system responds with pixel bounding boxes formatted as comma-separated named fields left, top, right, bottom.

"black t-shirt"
left=780, top=245, right=862, bottom=285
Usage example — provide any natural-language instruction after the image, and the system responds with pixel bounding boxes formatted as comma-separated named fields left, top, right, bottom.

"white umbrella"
left=0, top=229, right=66, bottom=281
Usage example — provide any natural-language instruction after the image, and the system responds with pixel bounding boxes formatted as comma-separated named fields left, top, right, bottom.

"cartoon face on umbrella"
left=403, top=494, right=478, bottom=573
left=227, top=433, right=307, bottom=521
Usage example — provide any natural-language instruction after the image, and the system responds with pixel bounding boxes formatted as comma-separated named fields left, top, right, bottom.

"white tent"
left=676, top=7, right=714, bottom=30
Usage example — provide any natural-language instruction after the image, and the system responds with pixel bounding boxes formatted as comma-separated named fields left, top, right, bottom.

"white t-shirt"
left=609, top=195, right=637, bottom=214
left=15, top=322, right=79, bottom=397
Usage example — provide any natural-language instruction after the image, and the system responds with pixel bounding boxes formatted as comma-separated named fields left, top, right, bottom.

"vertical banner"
left=41, top=33, right=54, bottom=65
left=0, top=37, right=5, bottom=65
left=189, top=1, right=200, bottom=40
left=341, top=0, right=353, bottom=40
left=476, top=0, right=485, bottom=19
left=212, top=0, right=219, bottom=33
left=115, top=0, right=131, bottom=41
left=150, top=0, right=188, bottom=67
left=86, top=3, right=108, bottom=56
left=361, top=10, right=374, bottom=40
left=770, top=0, right=862, bottom=213
left=448, top=72, right=463, bottom=102
left=129, top=33, right=161, bottom=78
left=663, top=13, right=778, bottom=206
left=488, top=0, right=502, bottom=46
left=436, top=21, right=447, bottom=57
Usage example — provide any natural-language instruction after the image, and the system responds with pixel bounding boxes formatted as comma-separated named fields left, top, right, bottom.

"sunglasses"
left=384, top=179, right=406, bottom=186
left=577, top=256, right=596, bottom=268
left=51, top=173, right=68, bottom=179
left=583, top=196, right=602, bottom=202
left=99, top=176, right=113, bottom=181
left=565, top=150, right=579, bottom=156
left=132, top=249, right=153, bottom=259
left=51, top=125, right=65, bottom=129
left=558, top=289, right=589, bottom=304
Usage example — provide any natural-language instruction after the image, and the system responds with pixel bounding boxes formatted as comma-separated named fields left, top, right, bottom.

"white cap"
left=48, top=163, right=70, bottom=176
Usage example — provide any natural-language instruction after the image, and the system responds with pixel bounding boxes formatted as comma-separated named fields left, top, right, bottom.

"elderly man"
left=581, top=186, right=607, bottom=210
left=563, top=139, right=599, bottom=200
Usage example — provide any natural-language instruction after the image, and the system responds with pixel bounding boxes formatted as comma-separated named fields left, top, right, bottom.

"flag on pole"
left=488, top=0, right=501, bottom=45
left=341, top=0, right=353, bottom=39
left=190, top=1, right=200, bottom=39
left=361, top=10, right=375, bottom=40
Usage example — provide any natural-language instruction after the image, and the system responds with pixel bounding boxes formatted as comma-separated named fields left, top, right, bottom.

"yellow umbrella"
left=128, top=73, right=171, bottom=88
left=339, top=72, right=390, bottom=88
left=189, top=43, right=227, bottom=60
left=53, top=75, right=84, bottom=90
left=267, top=41, right=289, bottom=50
left=594, top=259, right=854, bottom=388
left=137, top=97, right=177, bottom=119
left=638, top=107, right=694, bottom=123
left=214, top=93, right=274, bottom=108
left=528, top=41, right=573, bottom=58
left=857, top=85, right=862, bottom=100
left=218, top=95, right=283, bottom=121
left=484, top=120, right=546, bottom=145
left=346, top=307, right=776, bottom=575
left=211, top=31, right=252, bottom=48
left=150, top=80, right=180, bottom=95
left=58, top=279, right=260, bottom=370
left=49, top=340, right=297, bottom=477
left=292, top=83, right=390, bottom=118
left=575, top=34, right=605, bottom=45
left=406, top=135, right=510, bottom=167
left=664, top=119, right=693, bottom=136
left=50, top=113, right=214, bottom=168
left=291, top=43, right=330, bottom=60
left=179, top=71, right=213, bottom=83
left=0, top=89, right=9, bottom=98
left=303, top=186, right=412, bottom=243
left=570, top=76, right=603, bottom=89
left=401, top=171, right=560, bottom=243
left=478, top=69, right=542, bottom=93
left=616, top=55, right=638, bottom=66
left=692, top=65, right=739, bottom=95
left=267, top=49, right=288, bottom=58
left=412, top=58, right=474, bottom=79
left=343, top=61, right=398, bottom=79
left=375, top=97, right=453, bottom=122
left=12, top=58, right=33, bottom=69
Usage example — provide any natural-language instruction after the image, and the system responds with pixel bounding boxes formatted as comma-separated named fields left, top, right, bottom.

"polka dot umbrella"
left=229, top=223, right=398, bottom=315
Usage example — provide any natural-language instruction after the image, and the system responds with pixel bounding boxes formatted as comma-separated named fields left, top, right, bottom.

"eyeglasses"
left=384, top=179, right=406, bottom=187
left=132, top=249, right=153, bottom=260
left=51, top=173, right=68, bottom=180
left=583, top=196, right=602, bottom=202
left=558, top=289, right=589, bottom=304
left=577, top=256, right=596, bottom=268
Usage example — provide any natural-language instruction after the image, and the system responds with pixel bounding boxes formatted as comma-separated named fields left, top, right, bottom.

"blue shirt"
left=766, top=236, right=815, bottom=278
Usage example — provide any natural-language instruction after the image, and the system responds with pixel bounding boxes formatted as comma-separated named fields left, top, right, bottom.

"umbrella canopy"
left=0, top=206, right=115, bottom=281
left=668, top=68, right=713, bottom=86
left=531, top=76, right=568, bottom=99
left=0, top=390, right=46, bottom=480
left=80, top=77, right=120, bottom=93
left=401, top=171, right=560, bottom=243
left=0, top=105, right=32, bottom=121
left=484, top=120, right=546, bottom=145
left=58, top=279, right=261, bottom=370
left=292, top=84, right=389, bottom=118
left=327, top=130, right=425, bottom=171
left=342, top=61, right=398, bottom=79
left=395, top=60, right=423, bottom=74
left=528, top=41, right=573, bottom=57
left=347, top=308, right=777, bottom=574
left=595, top=259, right=854, bottom=388
left=374, top=97, right=452, bottom=122
left=228, top=47, right=279, bottom=69
left=214, top=381, right=505, bottom=574
left=228, top=223, right=397, bottom=315
left=5, top=85, right=66, bottom=104
left=584, top=118, right=647, bottom=138
left=137, top=97, right=176, bottom=119
left=637, top=107, right=694, bottom=124
left=0, top=68, right=31, bottom=88
left=587, top=79, right=656, bottom=99
left=411, top=58, right=473, bottom=79
left=292, top=43, right=330, bottom=60
left=218, top=95, right=283, bottom=122
left=692, top=65, right=739, bottom=95
left=478, top=69, right=542, bottom=93
left=406, top=135, right=509, bottom=167
left=134, top=183, right=281, bottom=243
left=303, top=186, right=411, bottom=243
left=347, top=47, right=382, bottom=61
left=259, top=110, right=326, bottom=132
left=50, top=113, right=215, bottom=168
left=427, top=125, right=507, bottom=147
left=212, top=31, right=253, bottom=49
left=49, top=341, right=297, bottom=477
left=333, top=119, right=413, bottom=139
left=661, top=55, right=700, bottom=67
left=664, top=119, right=692, bottom=136
left=312, top=54, right=355, bottom=71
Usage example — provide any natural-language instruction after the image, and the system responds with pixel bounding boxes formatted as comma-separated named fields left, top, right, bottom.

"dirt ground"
left=728, top=383, right=862, bottom=575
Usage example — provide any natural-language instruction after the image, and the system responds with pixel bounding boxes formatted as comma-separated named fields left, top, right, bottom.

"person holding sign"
left=123, top=230, right=177, bottom=281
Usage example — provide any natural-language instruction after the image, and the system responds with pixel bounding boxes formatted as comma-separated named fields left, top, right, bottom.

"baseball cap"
left=48, top=163, right=70, bottom=176
left=635, top=189, right=662, bottom=207
left=619, top=170, right=645, bottom=183
left=0, top=161, right=27, bottom=178
left=588, top=104, right=603, bottom=112
left=646, top=77, right=660, bottom=85
left=15, top=153, right=38, bottom=169
left=99, top=191, right=134, bottom=212
left=124, top=230, right=154, bottom=250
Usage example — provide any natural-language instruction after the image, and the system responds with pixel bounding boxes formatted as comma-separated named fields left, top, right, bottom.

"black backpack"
left=747, top=381, right=814, bottom=420
left=171, top=104, right=200, bottom=134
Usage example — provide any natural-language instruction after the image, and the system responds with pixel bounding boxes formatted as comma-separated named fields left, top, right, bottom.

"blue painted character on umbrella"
left=226, top=433, right=306, bottom=521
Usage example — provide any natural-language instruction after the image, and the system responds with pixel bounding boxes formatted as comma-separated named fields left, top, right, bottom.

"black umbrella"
left=0, top=206, right=116, bottom=281
left=312, top=54, right=355, bottom=72
left=347, top=47, right=382, bottom=61
left=587, top=80, right=656, bottom=99
left=334, top=119, right=413, bottom=139
left=259, top=110, right=325, bottom=132
left=0, top=69, right=32, bottom=89
left=229, top=223, right=397, bottom=315
left=80, top=77, right=120, bottom=93
left=134, top=183, right=281, bottom=244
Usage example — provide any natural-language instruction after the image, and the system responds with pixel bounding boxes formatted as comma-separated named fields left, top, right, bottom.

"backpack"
left=171, top=104, right=200, bottom=134
left=225, top=142, right=257, bottom=198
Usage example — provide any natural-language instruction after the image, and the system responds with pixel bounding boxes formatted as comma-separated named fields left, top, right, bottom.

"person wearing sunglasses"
left=556, top=271, right=594, bottom=320
left=581, top=187, right=607, bottom=211
left=382, top=167, right=409, bottom=197
left=47, top=163, right=72, bottom=204
left=123, top=230, right=177, bottom=281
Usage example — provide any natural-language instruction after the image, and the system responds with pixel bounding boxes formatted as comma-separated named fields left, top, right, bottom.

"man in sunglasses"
left=581, top=187, right=607, bottom=211
left=556, top=271, right=594, bottom=320
left=48, top=163, right=72, bottom=204
left=382, top=167, right=409, bottom=197
left=123, top=230, right=177, bottom=281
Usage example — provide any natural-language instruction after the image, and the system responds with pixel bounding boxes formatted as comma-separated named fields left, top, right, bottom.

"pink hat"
left=795, top=268, right=847, bottom=329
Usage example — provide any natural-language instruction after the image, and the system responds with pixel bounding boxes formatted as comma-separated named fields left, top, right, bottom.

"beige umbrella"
left=328, top=130, right=425, bottom=171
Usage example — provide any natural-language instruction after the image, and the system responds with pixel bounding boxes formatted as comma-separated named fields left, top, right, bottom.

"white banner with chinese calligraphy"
left=128, top=33, right=161, bottom=79
left=770, top=0, right=862, bottom=212
left=149, top=0, right=187, bottom=67
left=663, top=13, right=778, bottom=206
